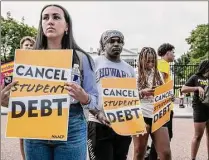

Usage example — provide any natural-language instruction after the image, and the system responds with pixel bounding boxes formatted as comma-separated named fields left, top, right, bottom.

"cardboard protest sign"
left=101, top=78, right=146, bottom=136
left=6, top=49, right=72, bottom=141
left=1, top=61, right=14, bottom=85
left=152, top=80, right=173, bottom=133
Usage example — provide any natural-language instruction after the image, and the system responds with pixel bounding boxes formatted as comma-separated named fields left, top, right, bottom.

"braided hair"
left=137, top=47, right=163, bottom=90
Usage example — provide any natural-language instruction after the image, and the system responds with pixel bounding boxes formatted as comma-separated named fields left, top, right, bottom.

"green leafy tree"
left=173, top=24, right=208, bottom=83
left=1, top=12, right=37, bottom=63
left=186, top=24, right=209, bottom=63
left=175, top=24, right=208, bottom=66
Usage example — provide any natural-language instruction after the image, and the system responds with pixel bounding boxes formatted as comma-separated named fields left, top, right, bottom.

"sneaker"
left=179, top=104, right=185, bottom=108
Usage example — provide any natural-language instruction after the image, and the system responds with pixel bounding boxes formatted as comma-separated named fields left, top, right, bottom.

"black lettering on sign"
left=50, top=85, right=65, bottom=93
left=61, top=70, right=67, bottom=81
left=54, top=69, right=61, bottom=80
left=16, top=65, right=24, bottom=76
left=153, top=114, right=158, bottom=123
left=106, top=112, right=116, bottom=123
left=154, top=98, right=170, bottom=112
left=11, top=83, right=19, bottom=92
left=103, top=89, right=109, bottom=96
left=124, top=109, right=133, bottom=120
left=53, top=98, right=67, bottom=116
left=12, top=83, right=65, bottom=94
left=104, top=101, right=108, bottom=107
left=45, top=69, right=53, bottom=79
left=117, top=111, right=125, bottom=122
left=131, top=108, right=140, bottom=118
left=43, top=84, right=50, bottom=93
left=35, top=67, right=44, bottom=78
left=103, top=100, right=139, bottom=107
left=28, top=100, right=38, bottom=117
left=106, top=108, right=140, bottom=123
left=20, top=84, right=29, bottom=92
left=153, top=103, right=171, bottom=123
left=41, top=99, right=52, bottom=116
left=15, top=65, right=68, bottom=81
left=11, top=101, right=26, bottom=118
left=103, top=89, right=137, bottom=97
left=27, top=84, right=35, bottom=92
left=25, top=67, right=33, bottom=77
left=155, top=91, right=172, bottom=102
left=51, top=135, right=64, bottom=139
left=11, top=98, right=67, bottom=118
left=35, top=84, right=44, bottom=92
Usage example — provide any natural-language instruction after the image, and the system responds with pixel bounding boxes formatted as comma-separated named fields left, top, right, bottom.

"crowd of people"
left=1, top=4, right=209, bottom=160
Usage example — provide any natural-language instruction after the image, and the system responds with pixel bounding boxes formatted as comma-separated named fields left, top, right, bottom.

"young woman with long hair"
left=23, top=4, right=99, bottom=160
left=133, top=47, right=172, bottom=160
left=181, top=60, right=209, bottom=160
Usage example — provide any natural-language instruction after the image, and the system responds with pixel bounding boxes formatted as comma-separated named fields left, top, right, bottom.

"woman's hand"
left=1, top=81, right=18, bottom=107
left=140, top=88, right=155, bottom=97
left=64, top=82, right=89, bottom=104
left=196, top=86, right=205, bottom=100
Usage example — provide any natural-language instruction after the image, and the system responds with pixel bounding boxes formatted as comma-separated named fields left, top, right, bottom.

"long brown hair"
left=137, top=47, right=163, bottom=90
left=34, top=4, right=93, bottom=70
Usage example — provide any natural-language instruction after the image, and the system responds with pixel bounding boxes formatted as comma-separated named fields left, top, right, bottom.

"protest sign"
left=6, top=50, right=72, bottom=141
left=101, top=78, right=146, bottom=136
left=152, top=80, right=173, bottom=133
left=1, top=61, right=14, bottom=85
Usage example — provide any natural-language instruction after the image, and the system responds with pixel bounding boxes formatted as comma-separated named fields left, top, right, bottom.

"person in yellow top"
left=149, top=43, right=175, bottom=160
left=158, top=59, right=171, bottom=82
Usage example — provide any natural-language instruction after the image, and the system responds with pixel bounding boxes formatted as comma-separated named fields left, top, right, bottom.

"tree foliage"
left=1, top=12, right=37, bottom=63
left=175, top=24, right=208, bottom=66
left=186, top=24, right=209, bottom=63
left=173, top=24, right=208, bottom=83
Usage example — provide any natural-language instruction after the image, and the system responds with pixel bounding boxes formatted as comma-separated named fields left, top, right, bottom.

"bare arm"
left=89, top=110, right=110, bottom=126
left=181, top=85, right=198, bottom=93
left=181, top=85, right=205, bottom=99
left=20, top=139, right=25, bottom=160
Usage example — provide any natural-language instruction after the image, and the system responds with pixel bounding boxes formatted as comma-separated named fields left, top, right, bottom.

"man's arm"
left=89, top=109, right=110, bottom=126
left=89, top=109, right=100, bottom=116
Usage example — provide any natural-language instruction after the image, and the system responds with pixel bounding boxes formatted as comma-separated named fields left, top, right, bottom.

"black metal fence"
left=170, top=64, right=199, bottom=95
left=126, top=60, right=199, bottom=95
left=124, top=59, right=137, bottom=68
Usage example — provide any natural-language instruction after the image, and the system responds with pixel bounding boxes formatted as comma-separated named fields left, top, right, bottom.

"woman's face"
left=204, top=70, right=209, bottom=78
left=22, top=40, right=34, bottom=49
left=42, top=6, right=68, bottom=40
left=145, top=54, right=155, bottom=70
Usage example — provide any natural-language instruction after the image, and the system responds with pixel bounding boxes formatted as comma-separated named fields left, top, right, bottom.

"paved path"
left=127, top=118, right=207, bottom=160
left=1, top=115, right=207, bottom=160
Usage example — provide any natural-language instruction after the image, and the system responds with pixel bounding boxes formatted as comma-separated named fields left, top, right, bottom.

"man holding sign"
left=88, top=30, right=136, bottom=160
